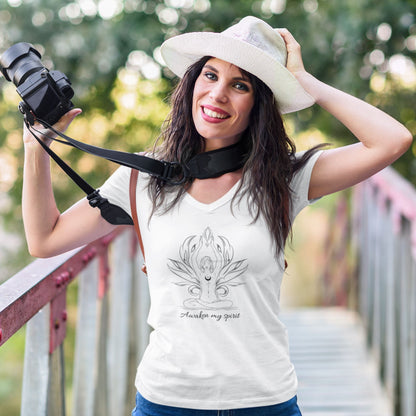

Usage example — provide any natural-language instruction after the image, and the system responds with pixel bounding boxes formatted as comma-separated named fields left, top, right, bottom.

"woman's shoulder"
left=100, top=163, right=151, bottom=195
left=291, top=149, right=324, bottom=187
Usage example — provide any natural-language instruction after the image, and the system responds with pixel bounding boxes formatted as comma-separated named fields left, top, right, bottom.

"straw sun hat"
left=160, top=16, right=315, bottom=114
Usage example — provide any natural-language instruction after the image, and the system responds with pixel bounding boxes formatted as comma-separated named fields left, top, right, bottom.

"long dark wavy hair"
left=148, top=56, right=323, bottom=256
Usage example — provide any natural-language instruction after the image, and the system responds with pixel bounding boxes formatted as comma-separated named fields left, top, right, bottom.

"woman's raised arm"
left=278, top=29, right=413, bottom=199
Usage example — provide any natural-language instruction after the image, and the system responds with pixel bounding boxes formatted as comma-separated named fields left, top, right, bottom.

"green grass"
left=0, top=326, right=25, bottom=416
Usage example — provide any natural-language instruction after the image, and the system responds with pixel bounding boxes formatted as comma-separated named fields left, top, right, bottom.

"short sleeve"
left=99, top=165, right=132, bottom=217
left=290, top=150, right=323, bottom=219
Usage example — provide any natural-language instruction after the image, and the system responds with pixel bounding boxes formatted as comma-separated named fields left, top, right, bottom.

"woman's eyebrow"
left=203, top=64, right=219, bottom=73
left=203, top=64, right=251, bottom=82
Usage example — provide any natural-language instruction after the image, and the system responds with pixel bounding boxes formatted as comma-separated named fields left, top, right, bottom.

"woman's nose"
left=209, top=82, right=228, bottom=103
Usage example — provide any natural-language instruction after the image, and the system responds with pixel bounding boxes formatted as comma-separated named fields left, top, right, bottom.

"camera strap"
left=35, top=118, right=248, bottom=183
left=25, top=117, right=248, bottom=225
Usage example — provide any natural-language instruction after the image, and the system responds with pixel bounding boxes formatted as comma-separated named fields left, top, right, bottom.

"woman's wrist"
left=24, top=140, right=51, bottom=167
left=293, top=71, right=328, bottom=106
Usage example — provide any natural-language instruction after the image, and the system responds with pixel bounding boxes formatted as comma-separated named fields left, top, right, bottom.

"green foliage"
left=0, top=326, right=25, bottom=416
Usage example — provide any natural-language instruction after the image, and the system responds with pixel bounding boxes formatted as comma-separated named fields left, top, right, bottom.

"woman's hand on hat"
left=23, top=108, right=82, bottom=148
left=276, top=28, right=306, bottom=76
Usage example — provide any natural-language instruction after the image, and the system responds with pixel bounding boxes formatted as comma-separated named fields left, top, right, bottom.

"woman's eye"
left=234, top=82, right=249, bottom=92
left=205, top=72, right=217, bottom=81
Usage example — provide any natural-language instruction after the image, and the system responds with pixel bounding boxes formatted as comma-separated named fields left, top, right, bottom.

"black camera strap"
left=25, top=116, right=248, bottom=225
left=35, top=118, right=248, bottom=182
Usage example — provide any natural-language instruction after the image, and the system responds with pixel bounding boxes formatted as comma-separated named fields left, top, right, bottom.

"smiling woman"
left=191, top=58, right=255, bottom=150
left=21, top=15, right=412, bottom=416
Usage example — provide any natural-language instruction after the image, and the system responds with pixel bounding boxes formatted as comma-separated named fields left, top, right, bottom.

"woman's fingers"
left=276, top=28, right=306, bottom=74
left=23, top=108, right=82, bottom=146
left=54, top=108, right=83, bottom=131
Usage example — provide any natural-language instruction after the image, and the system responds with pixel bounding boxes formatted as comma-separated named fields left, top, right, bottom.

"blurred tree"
left=0, top=0, right=415, bottom=274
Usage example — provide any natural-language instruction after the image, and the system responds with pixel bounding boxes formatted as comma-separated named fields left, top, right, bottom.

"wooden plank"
left=47, top=345, right=66, bottom=416
left=108, top=231, right=134, bottom=416
left=72, top=259, right=100, bottom=416
left=21, top=307, right=50, bottom=416
left=281, top=308, right=393, bottom=416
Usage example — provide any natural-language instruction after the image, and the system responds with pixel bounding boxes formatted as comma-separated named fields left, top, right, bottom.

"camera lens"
left=55, top=76, right=75, bottom=100
left=0, top=42, right=43, bottom=86
left=0, top=41, right=74, bottom=126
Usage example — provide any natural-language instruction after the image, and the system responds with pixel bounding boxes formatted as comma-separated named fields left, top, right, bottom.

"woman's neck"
left=187, top=169, right=243, bottom=204
left=203, top=136, right=241, bottom=152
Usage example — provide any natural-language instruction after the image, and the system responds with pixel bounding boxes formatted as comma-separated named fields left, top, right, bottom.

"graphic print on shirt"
left=168, top=227, right=248, bottom=310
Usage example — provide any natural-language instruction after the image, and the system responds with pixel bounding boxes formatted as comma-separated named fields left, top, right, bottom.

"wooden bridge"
left=282, top=308, right=392, bottom=416
left=1, top=166, right=415, bottom=416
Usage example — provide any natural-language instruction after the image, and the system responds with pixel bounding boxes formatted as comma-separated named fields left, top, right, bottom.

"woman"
left=22, top=16, right=411, bottom=415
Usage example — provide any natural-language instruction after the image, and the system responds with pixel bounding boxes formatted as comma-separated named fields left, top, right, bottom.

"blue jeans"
left=132, top=391, right=302, bottom=416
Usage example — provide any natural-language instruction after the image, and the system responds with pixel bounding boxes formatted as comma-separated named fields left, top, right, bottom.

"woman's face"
left=192, top=58, right=255, bottom=151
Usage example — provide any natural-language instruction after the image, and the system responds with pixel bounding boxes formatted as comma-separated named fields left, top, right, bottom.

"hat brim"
left=161, top=32, right=315, bottom=114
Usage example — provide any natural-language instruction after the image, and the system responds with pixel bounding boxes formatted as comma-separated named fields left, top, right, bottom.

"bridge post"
left=20, top=307, right=50, bottom=416
left=71, top=257, right=104, bottom=415
left=21, top=288, right=68, bottom=415
left=107, top=230, right=134, bottom=415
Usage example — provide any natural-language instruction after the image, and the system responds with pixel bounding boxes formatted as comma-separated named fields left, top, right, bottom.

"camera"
left=0, top=42, right=74, bottom=126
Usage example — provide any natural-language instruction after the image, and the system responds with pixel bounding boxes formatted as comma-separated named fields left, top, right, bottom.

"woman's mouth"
left=201, top=106, right=230, bottom=122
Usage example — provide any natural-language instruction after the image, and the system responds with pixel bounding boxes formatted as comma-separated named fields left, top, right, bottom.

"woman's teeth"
left=203, top=107, right=228, bottom=119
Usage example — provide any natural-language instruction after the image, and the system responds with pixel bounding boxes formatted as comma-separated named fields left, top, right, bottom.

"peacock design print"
left=168, top=227, right=248, bottom=310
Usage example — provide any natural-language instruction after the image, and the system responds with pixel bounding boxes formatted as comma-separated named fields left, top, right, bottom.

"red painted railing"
left=322, top=167, right=416, bottom=416
left=1, top=227, right=123, bottom=349
left=352, top=167, right=416, bottom=416
left=0, top=226, right=150, bottom=415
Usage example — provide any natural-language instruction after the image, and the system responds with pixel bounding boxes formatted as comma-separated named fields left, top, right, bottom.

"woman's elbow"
left=398, top=128, right=413, bottom=155
left=27, top=245, right=48, bottom=259
left=26, top=240, right=56, bottom=258
left=390, top=128, right=413, bottom=160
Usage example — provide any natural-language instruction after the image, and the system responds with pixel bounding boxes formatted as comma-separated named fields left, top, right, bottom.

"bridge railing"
left=0, top=226, right=150, bottom=415
left=351, top=167, right=416, bottom=416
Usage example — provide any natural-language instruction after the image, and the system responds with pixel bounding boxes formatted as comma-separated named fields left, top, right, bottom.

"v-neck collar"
left=184, top=179, right=242, bottom=212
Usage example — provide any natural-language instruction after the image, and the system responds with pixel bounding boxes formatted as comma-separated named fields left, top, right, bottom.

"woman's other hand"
left=23, top=108, right=82, bottom=147
left=276, top=28, right=306, bottom=76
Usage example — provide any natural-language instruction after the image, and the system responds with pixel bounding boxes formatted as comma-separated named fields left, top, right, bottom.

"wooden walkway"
left=281, top=307, right=392, bottom=416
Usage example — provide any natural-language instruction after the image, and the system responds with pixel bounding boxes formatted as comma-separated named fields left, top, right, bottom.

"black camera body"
left=0, top=42, right=74, bottom=126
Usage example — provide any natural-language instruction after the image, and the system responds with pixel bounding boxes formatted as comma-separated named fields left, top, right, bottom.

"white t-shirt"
left=100, top=150, right=322, bottom=410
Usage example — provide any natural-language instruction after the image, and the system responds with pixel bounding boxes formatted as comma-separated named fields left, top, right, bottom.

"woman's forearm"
left=295, top=71, right=412, bottom=157
left=22, top=142, right=61, bottom=255
left=277, top=28, right=412, bottom=158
